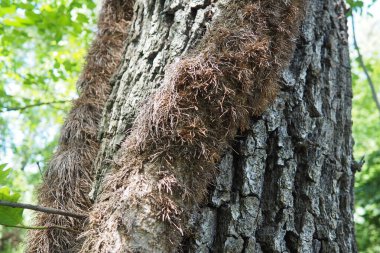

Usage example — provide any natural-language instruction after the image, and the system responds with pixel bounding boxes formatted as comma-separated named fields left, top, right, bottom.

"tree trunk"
left=87, top=0, right=356, bottom=252
left=181, top=1, right=357, bottom=252
left=35, top=0, right=355, bottom=252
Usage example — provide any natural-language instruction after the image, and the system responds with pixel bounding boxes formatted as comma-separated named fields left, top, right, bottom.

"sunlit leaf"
left=0, top=186, right=23, bottom=226
left=0, top=164, right=11, bottom=185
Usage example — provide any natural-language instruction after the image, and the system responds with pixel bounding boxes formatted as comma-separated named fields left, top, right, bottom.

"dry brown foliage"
left=80, top=0, right=306, bottom=252
left=26, top=1, right=134, bottom=252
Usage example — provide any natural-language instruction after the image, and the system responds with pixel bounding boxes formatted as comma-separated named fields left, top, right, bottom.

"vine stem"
left=0, top=200, right=87, bottom=219
left=0, top=223, right=79, bottom=233
left=1, top=100, right=71, bottom=113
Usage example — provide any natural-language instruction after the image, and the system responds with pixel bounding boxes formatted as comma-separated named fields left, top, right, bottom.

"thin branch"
left=1, top=100, right=71, bottom=113
left=351, top=15, right=380, bottom=114
left=0, top=200, right=87, bottom=219
left=0, top=223, right=79, bottom=233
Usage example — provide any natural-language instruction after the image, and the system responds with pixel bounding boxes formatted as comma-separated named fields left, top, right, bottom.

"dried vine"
left=80, top=0, right=306, bottom=252
left=26, top=1, right=134, bottom=252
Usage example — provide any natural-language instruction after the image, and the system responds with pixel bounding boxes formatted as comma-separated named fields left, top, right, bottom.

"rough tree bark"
left=86, top=0, right=356, bottom=252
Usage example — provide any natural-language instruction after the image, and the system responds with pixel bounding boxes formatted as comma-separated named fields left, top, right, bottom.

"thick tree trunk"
left=90, top=0, right=356, bottom=252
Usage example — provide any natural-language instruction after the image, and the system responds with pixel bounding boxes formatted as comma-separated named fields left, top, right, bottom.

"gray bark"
left=93, top=0, right=356, bottom=252
left=92, top=0, right=224, bottom=197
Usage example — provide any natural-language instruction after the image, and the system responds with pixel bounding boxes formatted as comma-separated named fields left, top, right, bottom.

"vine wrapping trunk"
left=26, top=1, right=134, bottom=252
left=80, top=0, right=306, bottom=252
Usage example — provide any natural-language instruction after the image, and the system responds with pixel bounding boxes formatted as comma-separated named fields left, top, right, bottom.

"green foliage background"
left=0, top=0, right=379, bottom=252
left=0, top=0, right=97, bottom=251
left=352, top=56, right=380, bottom=252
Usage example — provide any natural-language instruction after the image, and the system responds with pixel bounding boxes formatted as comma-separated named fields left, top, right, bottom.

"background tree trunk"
left=92, top=0, right=356, bottom=252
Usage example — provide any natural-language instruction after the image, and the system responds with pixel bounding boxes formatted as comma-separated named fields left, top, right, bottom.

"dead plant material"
left=81, top=0, right=307, bottom=252
left=26, top=1, right=135, bottom=252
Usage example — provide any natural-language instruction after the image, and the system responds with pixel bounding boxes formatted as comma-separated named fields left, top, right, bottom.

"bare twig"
left=351, top=15, right=380, bottom=114
left=36, top=162, right=43, bottom=176
left=0, top=200, right=87, bottom=219
left=1, top=100, right=71, bottom=113
left=0, top=223, right=80, bottom=233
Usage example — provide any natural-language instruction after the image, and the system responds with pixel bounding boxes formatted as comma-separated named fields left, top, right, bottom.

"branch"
left=0, top=223, right=79, bottom=233
left=1, top=100, right=71, bottom=112
left=0, top=200, right=87, bottom=219
left=351, top=15, right=380, bottom=114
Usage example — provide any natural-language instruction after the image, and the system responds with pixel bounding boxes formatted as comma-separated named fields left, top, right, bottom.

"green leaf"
left=0, top=6, right=17, bottom=17
left=0, top=186, right=20, bottom=203
left=84, top=0, right=97, bottom=10
left=63, top=60, right=73, bottom=71
left=76, top=13, right=89, bottom=23
left=0, top=163, right=11, bottom=185
left=3, top=18, right=25, bottom=27
left=0, top=186, right=23, bottom=226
